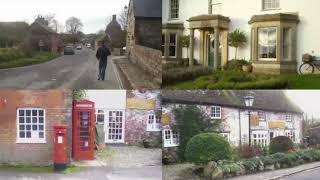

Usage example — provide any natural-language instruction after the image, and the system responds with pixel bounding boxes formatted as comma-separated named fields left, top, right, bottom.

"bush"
left=163, top=66, right=212, bottom=85
left=270, top=136, right=294, bottom=154
left=0, top=48, right=25, bottom=63
left=236, top=145, right=263, bottom=159
left=240, top=157, right=263, bottom=172
left=185, top=133, right=232, bottom=165
left=224, top=59, right=250, bottom=71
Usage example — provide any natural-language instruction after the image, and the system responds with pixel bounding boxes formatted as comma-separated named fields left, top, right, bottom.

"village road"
left=0, top=165, right=162, bottom=180
left=0, top=48, right=123, bottom=89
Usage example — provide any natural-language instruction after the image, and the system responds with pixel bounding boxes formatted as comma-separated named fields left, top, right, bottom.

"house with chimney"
left=162, top=0, right=320, bottom=74
left=161, top=90, right=304, bottom=158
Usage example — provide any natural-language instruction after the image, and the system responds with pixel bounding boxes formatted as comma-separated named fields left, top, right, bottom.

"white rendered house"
left=162, top=0, right=320, bottom=74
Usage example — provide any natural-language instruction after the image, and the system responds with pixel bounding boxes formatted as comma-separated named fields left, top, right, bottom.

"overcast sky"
left=0, top=0, right=129, bottom=34
left=286, top=90, right=320, bottom=119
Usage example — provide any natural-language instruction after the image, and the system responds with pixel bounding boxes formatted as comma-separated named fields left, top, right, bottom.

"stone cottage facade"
left=162, top=0, right=320, bottom=74
left=27, top=19, right=62, bottom=53
left=161, top=90, right=304, bottom=158
left=87, top=90, right=162, bottom=147
left=0, top=90, right=72, bottom=165
left=126, top=0, right=162, bottom=86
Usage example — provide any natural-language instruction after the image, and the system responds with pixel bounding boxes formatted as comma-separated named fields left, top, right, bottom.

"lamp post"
left=244, top=93, right=254, bottom=146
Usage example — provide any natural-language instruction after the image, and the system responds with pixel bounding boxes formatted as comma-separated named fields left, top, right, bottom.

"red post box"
left=53, top=125, right=68, bottom=171
left=72, top=100, right=95, bottom=160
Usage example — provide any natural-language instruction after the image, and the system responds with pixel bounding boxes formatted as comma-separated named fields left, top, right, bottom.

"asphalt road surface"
left=279, top=167, right=320, bottom=180
left=0, top=165, right=162, bottom=180
left=0, top=48, right=122, bottom=89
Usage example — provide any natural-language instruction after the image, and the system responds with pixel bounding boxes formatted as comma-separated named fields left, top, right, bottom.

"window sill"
left=261, top=8, right=281, bottom=12
left=16, top=140, right=47, bottom=144
left=163, top=144, right=179, bottom=148
left=147, top=129, right=161, bottom=132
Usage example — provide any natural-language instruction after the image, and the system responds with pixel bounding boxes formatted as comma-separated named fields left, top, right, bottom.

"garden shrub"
left=0, top=48, right=25, bottom=63
left=163, top=66, right=212, bottom=85
left=224, top=59, right=250, bottom=71
left=240, top=157, right=262, bottom=172
left=269, top=136, right=294, bottom=154
left=185, top=133, right=232, bottom=165
left=172, top=106, right=216, bottom=161
left=237, top=145, right=263, bottom=159
left=219, top=162, right=242, bottom=177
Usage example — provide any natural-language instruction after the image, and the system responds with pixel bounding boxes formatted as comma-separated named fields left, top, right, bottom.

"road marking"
left=112, top=57, right=123, bottom=89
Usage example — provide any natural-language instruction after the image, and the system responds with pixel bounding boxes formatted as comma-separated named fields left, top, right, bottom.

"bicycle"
left=299, top=54, right=320, bottom=74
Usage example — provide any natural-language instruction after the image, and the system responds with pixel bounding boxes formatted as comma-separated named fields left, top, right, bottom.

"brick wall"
left=0, top=90, right=72, bottom=165
left=129, top=45, right=162, bottom=85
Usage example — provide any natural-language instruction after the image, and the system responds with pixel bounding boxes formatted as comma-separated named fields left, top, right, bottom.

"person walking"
left=96, top=41, right=111, bottom=81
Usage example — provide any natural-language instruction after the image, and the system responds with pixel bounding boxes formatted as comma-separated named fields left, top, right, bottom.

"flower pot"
left=242, top=65, right=253, bottom=72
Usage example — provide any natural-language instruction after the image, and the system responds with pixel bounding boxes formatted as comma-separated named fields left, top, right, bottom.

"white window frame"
left=252, top=131, right=268, bottom=146
left=211, top=0, right=222, bottom=15
left=258, top=27, right=278, bottom=61
left=163, top=129, right=179, bottom=147
left=169, top=0, right=179, bottom=19
left=96, top=109, right=105, bottom=125
left=16, top=108, right=46, bottom=144
left=169, top=33, right=177, bottom=58
left=147, top=114, right=161, bottom=132
left=285, top=113, right=293, bottom=122
left=211, top=106, right=222, bottom=119
left=262, top=0, right=280, bottom=11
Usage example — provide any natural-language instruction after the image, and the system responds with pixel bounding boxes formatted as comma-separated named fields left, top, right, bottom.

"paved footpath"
left=0, top=48, right=123, bottom=89
left=230, top=161, right=320, bottom=180
left=0, top=165, right=162, bottom=180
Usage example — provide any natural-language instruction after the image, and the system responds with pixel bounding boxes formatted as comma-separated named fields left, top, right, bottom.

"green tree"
left=172, top=105, right=222, bottom=160
left=73, top=90, right=87, bottom=101
left=228, top=29, right=247, bottom=60
left=180, top=35, right=190, bottom=57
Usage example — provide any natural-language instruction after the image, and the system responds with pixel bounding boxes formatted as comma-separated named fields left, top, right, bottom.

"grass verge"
left=0, top=51, right=60, bottom=69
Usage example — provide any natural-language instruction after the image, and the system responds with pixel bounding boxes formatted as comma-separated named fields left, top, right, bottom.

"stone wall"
left=0, top=90, right=72, bottom=165
left=129, top=45, right=162, bottom=85
left=136, top=18, right=161, bottom=50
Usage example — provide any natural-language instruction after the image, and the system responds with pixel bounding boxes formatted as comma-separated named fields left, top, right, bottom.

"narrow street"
left=0, top=165, right=162, bottom=180
left=279, top=167, right=320, bottom=180
left=0, top=48, right=123, bottom=89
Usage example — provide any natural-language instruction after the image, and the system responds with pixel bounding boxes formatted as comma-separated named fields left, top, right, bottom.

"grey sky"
left=286, top=90, right=320, bottom=118
left=0, top=0, right=129, bottom=34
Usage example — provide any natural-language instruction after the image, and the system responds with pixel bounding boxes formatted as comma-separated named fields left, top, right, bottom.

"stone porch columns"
left=189, top=29, right=195, bottom=66
left=214, top=27, right=220, bottom=70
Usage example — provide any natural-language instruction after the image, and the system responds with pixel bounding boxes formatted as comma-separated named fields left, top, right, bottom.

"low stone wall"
left=128, top=45, right=162, bottom=86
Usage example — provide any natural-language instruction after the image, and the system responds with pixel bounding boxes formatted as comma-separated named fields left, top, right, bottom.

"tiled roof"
left=161, top=90, right=303, bottom=114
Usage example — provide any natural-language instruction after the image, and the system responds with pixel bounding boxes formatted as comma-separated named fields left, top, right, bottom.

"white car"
left=86, top=44, right=91, bottom=48
left=76, top=45, right=82, bottom=50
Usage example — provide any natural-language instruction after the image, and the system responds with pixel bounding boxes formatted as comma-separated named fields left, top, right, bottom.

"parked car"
left=86, top=44, right=91, bottom=48
left=64, top=46, right=75, bottom=55
left=76, top=45, right=82, bottom=50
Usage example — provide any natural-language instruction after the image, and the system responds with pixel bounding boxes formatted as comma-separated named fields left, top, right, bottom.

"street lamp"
left=244, top=92, right=255, bottom=146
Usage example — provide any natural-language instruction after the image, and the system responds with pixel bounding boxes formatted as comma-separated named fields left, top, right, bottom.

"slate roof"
left=161, top=90, right=303, bottom=114
left=132, top=0, right=162, bottom=18
left=30, top=22, right=57, bottom=34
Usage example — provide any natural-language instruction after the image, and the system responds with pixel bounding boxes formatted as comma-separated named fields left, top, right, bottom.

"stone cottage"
left=0, top=22, right=29, bottom=48
left=105, top=15, right=125, bottom=51
left=86, top=90, right=162, bottom=147
left=27, top=17, right=62, bottom=53
left=126, top=0, right=162, bottom=86
left=161, top=90, right=304, bottom=159
left=0, top=90, right=72, bottom=165
left=162, top=0, right=320, bottom=74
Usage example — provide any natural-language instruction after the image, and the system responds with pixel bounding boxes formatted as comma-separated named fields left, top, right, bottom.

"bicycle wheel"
left=299, top=63, right=315, bottom=74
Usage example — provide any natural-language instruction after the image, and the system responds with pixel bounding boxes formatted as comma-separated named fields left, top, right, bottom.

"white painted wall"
left=86, top=90, right=127, bottom=110
left=163, top=0, right=320, bottom=67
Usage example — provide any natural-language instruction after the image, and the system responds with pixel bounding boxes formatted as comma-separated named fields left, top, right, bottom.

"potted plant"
left=228, top=29, right=247, bottom=60
left=242, top=61, right=253, bottom=72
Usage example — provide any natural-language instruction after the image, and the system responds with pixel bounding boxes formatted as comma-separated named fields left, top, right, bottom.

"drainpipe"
left=208, top=0, right=212, bottom=14
left=239, top=109, right=242, bottom=148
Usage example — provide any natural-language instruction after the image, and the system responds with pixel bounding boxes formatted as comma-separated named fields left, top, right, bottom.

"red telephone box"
left=72, top=100, right=95, bottom=160
left=53, top=125, right=68, bottom=171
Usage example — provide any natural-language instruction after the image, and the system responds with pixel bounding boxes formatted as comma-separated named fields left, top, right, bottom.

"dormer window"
left=170, top=0, right=179, bottom=19
left=262, top=0, right=280, bottom=10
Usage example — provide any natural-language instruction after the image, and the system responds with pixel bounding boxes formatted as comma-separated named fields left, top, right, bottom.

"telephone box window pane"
left=19, top=125, right=25, bottom=130
left=39, top=125, right=44, bottom=130
left=39, top=117, right=44, bottom=123
left=26, top=117, right=31, bottom=123
left=32, top=110, right=37, bottom=116
left=32, top=125, right=38, bottom=130
left=26, top=125, right=31, bottom=130
left=39, top=110, right=44, bottom=116
left=32, top=117, right=37, bottom=123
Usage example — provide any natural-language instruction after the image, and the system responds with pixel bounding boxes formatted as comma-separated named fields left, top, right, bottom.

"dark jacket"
left=96, top=45, right=111, bottom=61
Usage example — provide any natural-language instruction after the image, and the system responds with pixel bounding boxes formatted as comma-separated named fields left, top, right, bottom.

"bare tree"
left=65, top=17, right=83, bottom=34
left=35, top=13, right=60, bottom=32
left=118, top=5, right=128, bottom=30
